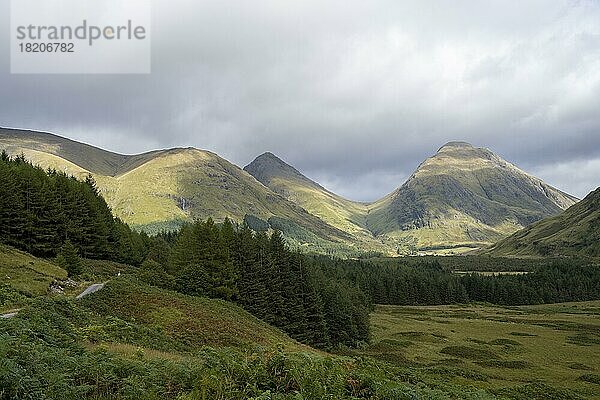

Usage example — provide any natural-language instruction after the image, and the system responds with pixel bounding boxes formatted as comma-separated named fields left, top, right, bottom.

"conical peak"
left=437, top=141, right=474, bottom=153
left=254, top=151, right=285, bottom=164
left=248, top=152, right=296, bottom=172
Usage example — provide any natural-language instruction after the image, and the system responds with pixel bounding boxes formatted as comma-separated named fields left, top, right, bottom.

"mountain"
left=245, top=142, right=578, bottom=254
left=0, top=128, right=163, bottom=176
left=364, top=141, right=578, bottom=251
left=2, top=128, right=579, bottom=255
left=0, top=128, right=352, bottom=252
left=244, top=153, right=404, bottom=253
left=244, top=152, right=370, bottom=235
left=484, top=187, right=600, bottom=258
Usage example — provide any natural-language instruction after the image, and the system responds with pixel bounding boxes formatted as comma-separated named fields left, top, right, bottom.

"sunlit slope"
left=365, top=142, right=578, bottom=251
left=0, top=128, right=161, bottom=176
left=244, top=152, right=370, bottom=235
left=0, top=244, right=67, bottom=298
left=106, top=148, right=351, bottom=241
left=81, top=278, right=312, bottom=352
left=0, top=128, right=351, bottom=247
left=485, top=187, right=600, bottom=257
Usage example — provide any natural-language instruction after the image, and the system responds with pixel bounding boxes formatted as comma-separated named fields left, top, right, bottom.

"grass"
left=0, top=278, right=498, bottom=399
left=485, top=187, right=600, bottom=258
left=0, top=244, right=66, bottom=303
left=348, top=301, right=600, bottom=399
left=3, top=262, right=600, bottom=398
left=79, top=278, right=314, bottom=352
left=0, top=244, right=145, bottom=310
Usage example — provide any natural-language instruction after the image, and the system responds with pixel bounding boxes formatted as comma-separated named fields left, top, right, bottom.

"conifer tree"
left=237, top=224, right=270, bottom=318
left=0, top=151, right=149, bottom=264
left=0, top=158, right=24, bottom=246
left=56, top=240, right=82, bottom=277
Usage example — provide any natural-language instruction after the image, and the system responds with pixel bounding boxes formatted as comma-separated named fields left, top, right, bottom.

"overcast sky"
left=1, top=0, right=599, bottom=201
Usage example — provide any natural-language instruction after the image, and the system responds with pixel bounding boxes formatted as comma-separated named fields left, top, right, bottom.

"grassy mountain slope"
left=485, top=187, right=600, bottom=257
left=0, top=128, right=351, bottom=249
left=0, top=244, right=66, bottom=298
left=365, top=142, right=578, bottom=251
left=80, top=278, right=311, bottom=352
left=245, top=153, right=420, bottom=254
left=0, top=241, right=306, bottom=352
left=245, top=143, right=578, bottom=253
left=0, top=128, right=162, bottom=176
left=244, top=152, right=377, bottom=237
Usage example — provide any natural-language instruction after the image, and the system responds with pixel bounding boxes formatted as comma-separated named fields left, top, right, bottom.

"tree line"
left=310, top=256, right=600, bottom=306
left=0, top=151, right=149, bottom=265
left=144, top=219, right=370, bottom=349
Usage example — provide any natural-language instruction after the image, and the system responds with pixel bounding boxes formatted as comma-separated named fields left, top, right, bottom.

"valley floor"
left=2, top=277, right=600, bottom=398
left=2, top=243, right=599, bottom=399
left=347, top=302, right=600, bottom=399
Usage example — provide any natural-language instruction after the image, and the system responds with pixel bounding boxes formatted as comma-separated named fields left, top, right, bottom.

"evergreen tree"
left=145, top=237, right=172, bottom=271
left=236, top=224, right=270, bottom=319
left=56, top=240, right=82, bottom=277
left=0, top=151, right=149, bottom=264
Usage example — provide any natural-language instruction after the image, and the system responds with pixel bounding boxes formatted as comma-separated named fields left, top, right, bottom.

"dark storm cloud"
left=1, top=0, right=599, bottom=200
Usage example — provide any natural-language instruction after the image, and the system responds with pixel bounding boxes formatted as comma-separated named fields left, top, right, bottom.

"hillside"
left=365, top=142, right=578, bottom=251
left=244, top=152, right=376, bottom=239
left=0, top=128, right=352, bottom=251
left=485, top=187, right=600, bottom=257
left=0, top=242, right=306, bottom=350
left=245, top=143, right=578, bottom=253
left=80, top=278, right=311, bottom=352
left=2, top=128, right=580, bottom=255
left=0, top=244, right=66, bottom=299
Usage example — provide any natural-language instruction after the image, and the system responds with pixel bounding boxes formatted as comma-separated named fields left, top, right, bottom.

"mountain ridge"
left=245, top=140, right=578, bottom=254
left=1, top=127, right=580, bottom=255
left=0, top=127, right=168, bottom=177
left=0, top=127, right=355, bottom=254
left=484, top=187, right=600, bottom=258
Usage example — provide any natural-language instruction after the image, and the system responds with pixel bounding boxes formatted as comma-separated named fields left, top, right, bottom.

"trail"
left=0, top=282, right=106, bottom=319
left=75, top=283, right=105, bottom=299
left=0, top=311, right=19, bottom=319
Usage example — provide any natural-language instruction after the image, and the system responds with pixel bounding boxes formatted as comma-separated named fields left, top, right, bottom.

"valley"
left=5, top=0, right=600, bottom=397
left=3, top=1, right=600, bottom=398
left=2, top=241, right=599, bottom=399
left=351, top=302, right=600, bottom=399
left=0, top=129, right=599, bottom=399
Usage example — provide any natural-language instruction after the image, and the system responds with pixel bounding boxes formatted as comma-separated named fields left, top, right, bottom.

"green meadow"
left=347, top=302, right=600, bottom=399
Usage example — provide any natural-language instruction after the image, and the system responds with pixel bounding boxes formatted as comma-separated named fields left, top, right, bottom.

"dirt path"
left=1, top=282, right=106, bottom=319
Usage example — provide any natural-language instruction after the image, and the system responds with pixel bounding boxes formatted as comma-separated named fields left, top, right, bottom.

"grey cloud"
left=1, top=0, right=599, bottom=201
